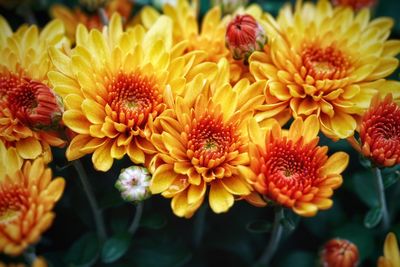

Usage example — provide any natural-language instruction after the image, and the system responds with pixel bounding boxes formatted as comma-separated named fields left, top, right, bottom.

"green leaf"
left=140, top=213, right=167, bottom=230
left=352, top=172, right=379, bottom=208
left=383, top=171, right=400, bottom=189
left=64, top=232, right=99, bottom=267
left=245, top=220, right=272, bottom=234
left=101, top=232, right=131, bottom=264
left=364, top=206, right=383, bottom=229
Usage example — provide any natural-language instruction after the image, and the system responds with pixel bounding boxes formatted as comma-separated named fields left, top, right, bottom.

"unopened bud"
left=320, top=239, right=359, bottom=267
left=115, top=166, right=152, bottom=203
left=225, top=14, right=266, bottom=60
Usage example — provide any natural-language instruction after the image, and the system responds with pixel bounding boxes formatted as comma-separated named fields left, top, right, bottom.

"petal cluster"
left=246, top=115, right=348, bottom=216
left=378, top=232, right=400, bottom=267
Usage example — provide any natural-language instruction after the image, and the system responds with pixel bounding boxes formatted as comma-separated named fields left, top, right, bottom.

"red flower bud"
left=320, top=239, right=359, bottom=267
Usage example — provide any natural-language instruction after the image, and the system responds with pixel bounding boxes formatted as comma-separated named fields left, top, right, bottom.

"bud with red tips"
left=225, top=14, right=266, bottom=61
left=320, top=239, right=359, bottom=267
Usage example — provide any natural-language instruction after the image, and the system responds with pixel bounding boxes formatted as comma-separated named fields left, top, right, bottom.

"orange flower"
left=245, top=115, right=348, bottom=216
left=50, top=0, right=133, bottom=42
left=0, top=17, right=67, bottom=161
left=0, top=141, right=65, bottom=256
left=331, top=0, right=377, bottom=10
left=359, top=94, right=400, bottom=167
left=378, top=232, right=400, bottom=267
left=320, top=239, right=359, bottom=267
left=249, top=0, right=400, bottom=139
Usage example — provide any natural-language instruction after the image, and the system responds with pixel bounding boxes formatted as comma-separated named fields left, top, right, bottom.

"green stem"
left=73, top=160, right=107, bottom=241
left=256, top=206, right=284, bottom=266
left=128, top=202, right=144, bottom=235
left=193, top=203, right=207, bottom=248
left=373, top=167, right=390, bottom=232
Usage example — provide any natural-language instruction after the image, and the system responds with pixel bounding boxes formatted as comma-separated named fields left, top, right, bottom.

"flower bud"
left=225, top=14, right=266, bottom=60
left=320, top=239, right=359, bottom=267
left=115, top=166, right=152, bottom=203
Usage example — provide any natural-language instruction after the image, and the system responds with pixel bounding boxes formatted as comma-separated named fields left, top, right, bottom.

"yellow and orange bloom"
left=50, top=0, right=133, bottom=42
left=249, top=0, right=400, bottom=139
left=378, top=232, right=400, bottom=267
left=0, top=141, right=65, bottom=256
left=149, top=60, right=266, bottom=217
left=0, top=16, right=67, bottom=161
left=320, top=238, right=359, bottom=267
left=244, top=115, right=348, bottom=217
left=358, top=94, right=400, bottom=167
left=331, top=0, right=377, bottom=11
left=49, top=14, right=215, bottom=172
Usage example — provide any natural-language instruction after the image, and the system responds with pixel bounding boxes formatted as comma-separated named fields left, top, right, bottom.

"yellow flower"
left=149, top=59, right=266, bottom=217
left=378, top=232, right=400, bottom=267
left=50, top=0, right=134, bottom=42
left=249, top=0, right=400, bottom=139
left=49, top=14, right=214, bottom=172
left=138, top=0, right=265, bottom=83
left=0, top=141, right=65, bottom=256
left=244, top=115, right=348, bottom=216
left=0, top=17, right=67, bottom=161
left=0, top=257, right=48, bottom=267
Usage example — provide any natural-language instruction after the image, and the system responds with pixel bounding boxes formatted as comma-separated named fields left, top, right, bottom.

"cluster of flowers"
left=0, top=0, right=399, bottom=265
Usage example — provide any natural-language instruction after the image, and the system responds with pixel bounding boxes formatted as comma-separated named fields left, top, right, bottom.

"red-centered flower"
left=360, top=94, right=400, bottom=167
left=331, top=0, right=377, bottom=10
left=321, top=239, right=359, bottom=267
left=226, top=14, right=266, bottom=60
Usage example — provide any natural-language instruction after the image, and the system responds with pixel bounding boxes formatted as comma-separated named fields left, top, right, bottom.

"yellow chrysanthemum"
left=0, top=257, right=47, bottom=267
left=138, top=0, right=266, bottom=83
left=0, top=17, right=67, bottom=161
left=249, top=0, right=400, bottom=139
left=49, top=14, right=216, bottom=171
left=0, top=141, right=65, bottom=256
left=50, top=0, right=133, bottom=42
left=149, top=59, right=266, bottom=217
left=242, top=115, right=348, bottom=216
left=378, top=232, right=400, bottom=267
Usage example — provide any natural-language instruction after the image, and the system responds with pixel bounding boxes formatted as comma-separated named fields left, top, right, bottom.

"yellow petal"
left=150, top=164, right=179, bottom=194
left=302, top=115, right=319, bottom=143
left=209, top=181, right=234, bottom=213
left=63, top=110, right=91, bottom=134
left=293, top=202, right=318, bottom=217
left=320, top=152, right=349, bottom=176
left=81, top=99, right=105, bottom=124
left=92, top=141, right=113, bottom=171
left=187, top=181, right=206, bottom=205
left=16, top=137, right=42, bottom=159
left=384, top=233, right=400, bottom=267
left=221, top=176, right=250, bottom=196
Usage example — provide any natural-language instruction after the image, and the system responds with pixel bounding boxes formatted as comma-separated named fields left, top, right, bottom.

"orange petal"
left=209, top=181, right=234, bottom=213
left=16, top=137, right=42, bottom=159
left=150, top=164, right=179, bottom=194
left=320, top=152, right=349, bottom=176
left=92, top=140, right=113, bottom=171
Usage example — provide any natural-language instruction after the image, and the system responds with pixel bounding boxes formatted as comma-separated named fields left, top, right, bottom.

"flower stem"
left=73, top=160, right=107, bottom=241
left=256, top=206, right=284, bottom=266
left=128, top=202, right=144, bottom=235
left=98, top=7, right=109, bottom=26
left=193, top=203, right=207, bottom=248
left=373, top=167, right=390, bottom=232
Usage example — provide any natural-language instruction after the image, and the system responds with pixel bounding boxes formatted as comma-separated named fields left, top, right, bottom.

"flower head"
left=115, top=166, right=152, bottom=202
left=331, top=0, right=377, bottom=10
left=49, top=14, right=213, bottom=171
left=226, top=14, right=266, bottom=60
left=378, top=232, right=400, bottom=267
left=149, top=60, right=266, bottom=217
left=320, top=238, right=359, bottom=267
left=245, top=115, right=348, bottom=216
left=0, top=16, right=67, bottom=160
left=0, top=141, right=65, bottom=256
left=249, top=0, right=400, bottom=139
left=358, top=94, right=400, bottom=167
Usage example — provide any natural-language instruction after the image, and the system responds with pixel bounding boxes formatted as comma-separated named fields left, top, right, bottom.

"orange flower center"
left=0, top=184, right=29, bottom=224
left=187, top=114, right=239, bottom=167
left=1, top=73, right=62, bottom=128
left=259, top=138, right=327, bottom=202
left=107, top=72, right=163, bottom=128
left=302, top=45, right=349, bottom=80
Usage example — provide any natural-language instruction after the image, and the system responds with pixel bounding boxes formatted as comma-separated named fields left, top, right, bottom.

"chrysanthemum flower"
left=149, top=60, right=266, bottom=217
left=249, top=0, right=400, bottom=139
left=243, top=115, right=348, bottom=216
left=358, top=94, right=400, bottom=167
left=138, top=0, right=266, bottom=83
left=331, top=0, right=377, bottom=10
left=50, top=0, right=133, bottom=42
left=49, top=14, right=216, bottom=172
left=0, top=16, right=67, bottom=161
left=378, top=232, right=400, bottom=267
left=0, top=141, right=65, bottom=256
left=320, top=239, right=359, bottom=267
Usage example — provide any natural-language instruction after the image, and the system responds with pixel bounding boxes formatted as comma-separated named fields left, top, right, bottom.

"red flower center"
left=1, top=73, right=62, bottom=128
left=187, top=114, right=239, bottom=167
left=302, top=45, right=350, bottom=80
left=107, top=72, right=163, bottom=128
left=259, top=138, right=327, bottom=201
left=0, top=184, right=29, bottom=224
